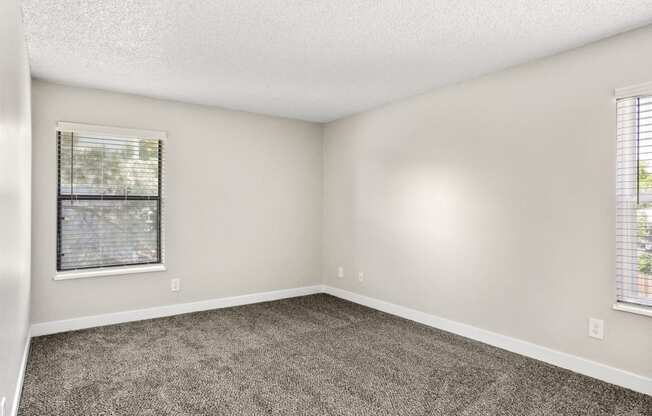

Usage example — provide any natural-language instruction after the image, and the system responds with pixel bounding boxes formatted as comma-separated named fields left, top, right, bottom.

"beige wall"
left=322, top=26, right=652, bottom=378
left=0, top=0, right=32, bottom=412
left=31, top=80, right=323, bottom=323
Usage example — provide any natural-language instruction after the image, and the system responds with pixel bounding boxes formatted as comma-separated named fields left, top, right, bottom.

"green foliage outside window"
left=640, top=164, right=652, bottom=192
left=638, top=165, right=652, bottom=275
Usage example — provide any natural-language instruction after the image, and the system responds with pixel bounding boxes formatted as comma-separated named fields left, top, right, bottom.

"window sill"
left=54, top=264, right=166, bottom=281
left=612, top=302, right=652, bottom=318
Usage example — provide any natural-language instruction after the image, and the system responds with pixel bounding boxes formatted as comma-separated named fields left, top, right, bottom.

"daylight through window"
left=56, top=125, right=164, bottom=271
left=616, top=95, right=652, bottom=307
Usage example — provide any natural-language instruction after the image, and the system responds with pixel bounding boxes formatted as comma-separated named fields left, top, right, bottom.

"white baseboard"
left=26, top=283, right=651, bottom=397
left=321, top=285, right=652, bottom=397
left=11, top=334, right=31, bottom=416
left=30, top=285, right=322, bottom=337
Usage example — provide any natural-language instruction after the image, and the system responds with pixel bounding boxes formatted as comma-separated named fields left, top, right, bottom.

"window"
left=56, top=122, right=165, bottom=273
left=616, top=91, right=652, bottom=309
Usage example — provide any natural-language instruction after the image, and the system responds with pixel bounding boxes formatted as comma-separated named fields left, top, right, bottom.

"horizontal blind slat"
left=615, top=95, right=652, bottom=307
left=57, top=130, right=163, bottom=271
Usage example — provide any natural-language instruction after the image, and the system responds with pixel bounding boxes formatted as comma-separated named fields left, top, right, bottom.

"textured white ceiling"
left=20, top=1, right=652, bottom=122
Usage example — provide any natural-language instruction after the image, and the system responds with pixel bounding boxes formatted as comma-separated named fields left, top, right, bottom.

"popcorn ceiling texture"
left=17, top=295, right=652, bottom=415
left=19, top=1, right=652, bottom=122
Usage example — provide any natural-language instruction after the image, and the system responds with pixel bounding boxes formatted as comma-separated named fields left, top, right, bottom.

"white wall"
left=31, top=80, right=323, bottom=323
left=323, top=25, right=652, bottom=378
left=0, top=0, right=32, bottom=412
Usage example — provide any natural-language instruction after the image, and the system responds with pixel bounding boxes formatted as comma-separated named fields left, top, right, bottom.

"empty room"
left=2, top=1, right=652, bottom=415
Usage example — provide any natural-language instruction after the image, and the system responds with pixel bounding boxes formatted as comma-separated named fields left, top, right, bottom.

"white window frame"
left=613, top=83, right=652, bottom=317
left=53, top=122, right=167, bottom=280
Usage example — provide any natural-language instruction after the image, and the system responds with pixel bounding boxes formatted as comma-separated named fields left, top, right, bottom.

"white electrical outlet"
left=358, top=272, right=365, bottom=282
left=337, top=266, right=344, bottom=279
left=171, top=278, right=180, bottom=292
left=1, top=396, right=6, bottom=416
left=588, top=318, right=604, bottom=340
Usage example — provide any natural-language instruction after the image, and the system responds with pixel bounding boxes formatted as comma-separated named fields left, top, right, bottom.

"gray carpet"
left=19, top=294, right=652, bottom=415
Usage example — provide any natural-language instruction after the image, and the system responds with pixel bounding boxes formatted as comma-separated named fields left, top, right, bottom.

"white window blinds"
left=56, top=123, right=165, bottom=271
left=616, top=95, right=652, bottom=307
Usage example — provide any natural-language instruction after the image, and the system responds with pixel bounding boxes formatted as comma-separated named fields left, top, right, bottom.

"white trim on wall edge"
left=54, top=264, right=167, bottom=280
left=613, top=302, right=652, bottom=318
left=56, top=121, right=167, bottom=141
left=26, top=284, right=651, bottom=397
left=321, top=285, right=652, bottom=397
left=30, top=285, right=322, bottom=337
left=615, top=81, right=652, bottom=100
left=11, top=335, right=31, bottom=416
